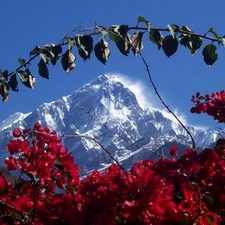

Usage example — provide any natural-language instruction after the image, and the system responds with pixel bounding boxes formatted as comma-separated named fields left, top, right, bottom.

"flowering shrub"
left=191, top=90, right=225, bottom=123
left=0, top=122, right=224, bottom=224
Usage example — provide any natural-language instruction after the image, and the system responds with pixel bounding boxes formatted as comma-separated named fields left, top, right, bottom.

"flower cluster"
left=1, top=123, right=80, bottom=224
left=0, top=123, right=224, bottom=224
left=191, top=90, right=225, bottom=122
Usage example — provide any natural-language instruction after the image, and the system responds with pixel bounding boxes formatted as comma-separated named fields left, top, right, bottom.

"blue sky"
left=0, top=1, right=224, bottom=130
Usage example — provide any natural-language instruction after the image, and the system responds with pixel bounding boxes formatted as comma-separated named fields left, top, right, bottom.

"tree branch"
left=62, top=133, right=126, bottom=172
left=80, top=105, right=171, bottom=160
left=3, top=24, right=219, bottom=79
left=138, top=52, right=196, bottom=149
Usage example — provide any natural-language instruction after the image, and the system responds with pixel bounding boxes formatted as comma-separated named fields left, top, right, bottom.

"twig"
left=138, top=52, right=196, bottom=149
left=62, top=133, right=126, bottom=172
left=80, top=105, right=171, bottom=160
left=0, top=197, right=29, bottom=215
left=128, top=26, right=218, bottom=42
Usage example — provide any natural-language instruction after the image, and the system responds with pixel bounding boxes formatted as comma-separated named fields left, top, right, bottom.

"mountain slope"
left=0, top=75, right=218, bottom=175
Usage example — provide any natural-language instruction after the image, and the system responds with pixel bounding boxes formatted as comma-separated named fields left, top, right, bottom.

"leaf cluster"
left=0, top=16, right=224, bottom=101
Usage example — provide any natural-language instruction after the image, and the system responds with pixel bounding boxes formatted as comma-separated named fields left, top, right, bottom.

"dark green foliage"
left=202, top=44, right=218, bottom=66
left=137, top=16, right=151, bottom=31
left=8, top=74, right=19, bottom=92
left=162, top=35, right=178, bottom=57
left=0, top=79, right=9, bottom=102
left=75, top=35, right=93, bottom=61
left=38, top=59, right=49, bottom=79
left=1, top=15, right=224, bottom=101
left=149, top=30, right=163, bottom=50
left=17, top=69, right=35, bottom=89
left=188, top=35, right=203, bottom=55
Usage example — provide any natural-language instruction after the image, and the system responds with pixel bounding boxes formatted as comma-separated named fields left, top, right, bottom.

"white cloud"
left=106, top=72, right=155, bottom=109
left=159, top=107, right=208, bottom=131
left=105, top=72, right=208, bottom=131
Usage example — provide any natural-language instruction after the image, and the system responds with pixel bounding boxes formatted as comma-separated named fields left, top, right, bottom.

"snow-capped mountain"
left=0, top=75, right=218, bottom=175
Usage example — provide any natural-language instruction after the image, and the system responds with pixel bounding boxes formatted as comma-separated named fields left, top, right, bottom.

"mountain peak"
left=69, top=74, right=142, bottom=115
left=0, top=74, right=218, bottom=175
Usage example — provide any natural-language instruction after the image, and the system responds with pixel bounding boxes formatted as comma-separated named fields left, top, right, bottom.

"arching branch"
left=0, top=18, right=222, bottom=101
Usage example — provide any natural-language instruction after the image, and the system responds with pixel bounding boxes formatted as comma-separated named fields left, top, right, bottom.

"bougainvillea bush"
left=191, top=90, right=225, bottom=123
left=0, top=117, right=225, bottom=224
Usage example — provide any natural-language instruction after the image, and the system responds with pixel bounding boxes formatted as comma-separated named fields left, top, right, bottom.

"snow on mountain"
left=0, top=112, right=31, bottom=131
left=0, top=74, right=218, bottom=175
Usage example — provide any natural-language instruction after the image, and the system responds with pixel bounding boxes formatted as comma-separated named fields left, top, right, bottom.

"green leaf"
left=38, top=59, right=49, bottom=79
left=137, top=16, right=151, bottom=31
left=65, top=184, right=78, bottom=191
left=206, top=215, right=214, bottom=225
left=179, top=26, right=193, bottom=47
left=179, top=35, right=190, bottom=47
left=180, top=25, right=193, bottom=34
left=167, top=24, right=179, bottom=39
left=131, top=31, right=144, bottom=55
left=17, top=71, right=27, bottom=83
left=94, top=39, right=110, bottom=64
left=207, top=28, right=220, bottom=42
left=18, top=58, right=26, bottom=66
left=61, top=49, right=76, bottom=74
left=17, top=69, right=35, bottom=89
left=8, top=74, right=19, bottom=92
left=30, top=45, right=42, bottom=55
left=75, top=34, right=93, bottom=61
left=115, top=215, right=124, bottom=223
left=149, top=30, right=163, bottom=50
left=204, top=191, right=216, bottom=205
left=202, top=44, right=218, bottom=66
left=0, top=79, right=9, bottom=102
left=109, top=24, right=131, bottom=56
left=162, top=35, right=178, bottom=57
left=51, top=45, right=62, bottom=66
left=188, top=35, right=203, bottom=55
left=108, top=25, right=121, bottom=43
left=11, top=211, right=22, bottom=220
left=65, top=37, right=76, bottom=50
left=179, top=218, right=188, bottom=225
left=40, top=49, right=54, bottom=63
left=95, top=23, right=107, bottom=38
left=109, top=24, right=129, bottom=40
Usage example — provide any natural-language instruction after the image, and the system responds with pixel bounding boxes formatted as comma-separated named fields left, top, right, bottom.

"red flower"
left=191, top=90, right=225, bottom=122
left=13, top=128, right=22, bottom=137
left=6, top=139, right=21, bottom=154
left=170, top=145, right=178, bottom=156
left=121, top=200, right=139, bottom=221
left=4, top=156, right=17, bottom=170
left=0, top=173, right=8, bottom=188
